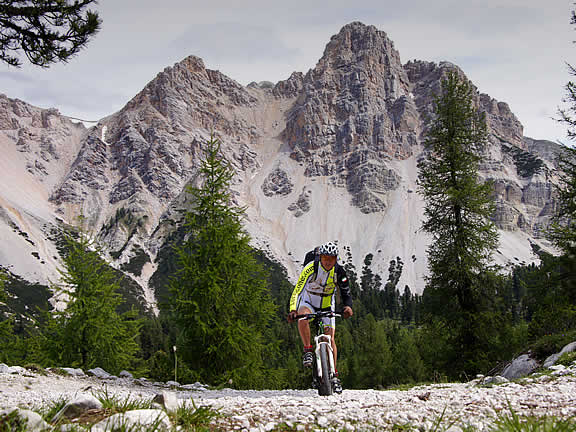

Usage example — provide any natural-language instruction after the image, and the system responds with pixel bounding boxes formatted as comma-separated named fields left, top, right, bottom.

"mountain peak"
left=320, top=21, right=397, bottom=64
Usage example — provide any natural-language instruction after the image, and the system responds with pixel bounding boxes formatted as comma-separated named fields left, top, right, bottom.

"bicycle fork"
left=314, top=334, right=335, bottom=379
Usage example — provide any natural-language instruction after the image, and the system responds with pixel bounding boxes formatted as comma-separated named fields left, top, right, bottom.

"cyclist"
left=287, top=241, right=353, bottom=393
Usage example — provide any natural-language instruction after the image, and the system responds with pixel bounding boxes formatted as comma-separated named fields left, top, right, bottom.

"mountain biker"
left=287, top=241, right=353, bottom=393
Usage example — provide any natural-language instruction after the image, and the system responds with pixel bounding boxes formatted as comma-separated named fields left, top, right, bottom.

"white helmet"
left=319, top=241, right=338, bottom=257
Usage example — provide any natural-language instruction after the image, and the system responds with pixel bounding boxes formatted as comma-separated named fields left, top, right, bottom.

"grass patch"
left=0, top=410, right=27, bottom=432
left=95, top=388, right=154, bottom=414
left=557, top=352, right=576, bottom=367
left=36, top=396, right=69, bottom=424
left=168, top=399, right=220, bottom=431
left=491, top=410, right=576, bottom=432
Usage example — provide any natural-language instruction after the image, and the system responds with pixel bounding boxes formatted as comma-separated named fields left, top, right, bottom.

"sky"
left=0, top=0, right=574, bottom=143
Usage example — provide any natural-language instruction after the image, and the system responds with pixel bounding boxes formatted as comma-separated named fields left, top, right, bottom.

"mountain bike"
left=295, top=310, right=341, bottom=396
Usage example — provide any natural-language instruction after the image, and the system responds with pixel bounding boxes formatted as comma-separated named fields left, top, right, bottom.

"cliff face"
left=0, top=22, right=563, bottom=306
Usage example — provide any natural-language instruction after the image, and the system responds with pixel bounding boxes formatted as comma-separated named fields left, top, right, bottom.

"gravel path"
left=2, top=369, right=576, bottom=431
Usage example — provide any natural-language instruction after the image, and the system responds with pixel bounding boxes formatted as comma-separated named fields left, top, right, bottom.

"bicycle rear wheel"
left=317, top=343, right=333, bottom=396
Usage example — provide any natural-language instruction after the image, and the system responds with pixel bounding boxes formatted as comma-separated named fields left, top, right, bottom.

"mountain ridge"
left=0, top=22, right=563, bottom=312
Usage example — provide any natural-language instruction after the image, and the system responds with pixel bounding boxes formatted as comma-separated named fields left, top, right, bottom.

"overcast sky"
left=0, top=1, right=573, bottom=143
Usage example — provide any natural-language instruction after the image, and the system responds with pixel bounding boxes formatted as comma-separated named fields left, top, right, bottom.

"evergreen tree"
left=417, top=71, right=501, bottom=375
left=49, top=231, right=140, bottom=373
left=170, top=135, right=276, bottom=388
left=0, top=0, right=101, bottom=67
left=350, top=314, right=392, bottom=389
left=0, top=269, right=11, bottom=350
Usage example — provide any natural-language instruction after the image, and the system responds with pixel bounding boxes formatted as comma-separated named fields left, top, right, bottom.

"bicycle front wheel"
left=317, top=343, right=333, bottom=396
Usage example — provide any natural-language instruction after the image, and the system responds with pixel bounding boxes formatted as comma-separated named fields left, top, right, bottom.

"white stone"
left=92, top=409, right=171, bottom=431
left=0, top=408, right=50, bottom=430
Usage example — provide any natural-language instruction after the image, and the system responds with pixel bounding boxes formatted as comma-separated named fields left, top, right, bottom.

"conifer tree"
left=170, top=135, right=275, bottom=388
left=0, top=0, right=101, bottom=67
left=417, top=71, right=500, bottom=373
left=49, top=231, right=140, bottom=373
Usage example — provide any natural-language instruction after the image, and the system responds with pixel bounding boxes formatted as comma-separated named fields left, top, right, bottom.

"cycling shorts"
left=295, top=289, right=335, bottom=329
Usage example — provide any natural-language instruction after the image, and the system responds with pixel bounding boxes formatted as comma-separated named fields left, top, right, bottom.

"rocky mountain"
left=0, top=22, right=563, bottom=312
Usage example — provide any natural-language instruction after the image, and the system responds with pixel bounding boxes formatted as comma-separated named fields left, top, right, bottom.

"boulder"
left=153, top=390, right=180, bottom=412
left=543, top=341, right=576, bottom=368
left=87, top=367, right=112, bottom=379
left=91, top=409, right=171, bottom=432
left=51, top=394, right=103, bottom=422
left=119, top=370, right=134, bottom=379
left=501, top=353, right=540, bottom=380
left=0, top=363, right=15, bottom=374
left=483, top=376, right=509, bottom=385
left=61, top=367, right=85, bottom=377
left=0, top=408, right=50, bottom=430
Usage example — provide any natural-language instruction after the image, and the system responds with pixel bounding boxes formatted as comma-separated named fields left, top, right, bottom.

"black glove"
left=287, top=310, right=298, bottom=323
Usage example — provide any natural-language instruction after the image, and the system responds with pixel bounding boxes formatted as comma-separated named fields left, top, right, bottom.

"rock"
left=61, top=367, right=85, bottom=377
left=483, top=376, right=509, bottom=385
left=261, top=167, right=293, bottom=197
left=166, top=380, right=180, bottom=387
left=119, top=370, right=134, bottom=379
left=288, top=187, right=312, bottom=217
left=0, top=408, right=51, bottom=430
left=152, top=390, right=180, bottom=412
left=87, top=367, right=112, bottom=379
left=181, top=382, right=208, bottom=391
left=0, top=364, right=15, bottom=374
left=543, top=341, right=576, bottom=368
left=501, top=353, right=540, bottom=380
left=91, top=409, right=171, bottom=432
left=51, top=394, right=103, bottom=422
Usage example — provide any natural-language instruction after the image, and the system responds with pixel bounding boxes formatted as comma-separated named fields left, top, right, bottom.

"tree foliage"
left=0, top=0, right=101, bottom=67
left=417, top=71, right=505, bottom=375
left=47, top=231, right=140, bottom=373
left=170, top=135, right=276, bottom=388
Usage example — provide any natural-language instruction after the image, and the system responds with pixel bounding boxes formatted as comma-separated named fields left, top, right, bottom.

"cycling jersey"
left=290, top=261, right=352, bottom=328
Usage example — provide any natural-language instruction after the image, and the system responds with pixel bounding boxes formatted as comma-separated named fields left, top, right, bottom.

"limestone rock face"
left=282, top=22, right=417, bottom=211
left=0, top=21, right=566, bottom=302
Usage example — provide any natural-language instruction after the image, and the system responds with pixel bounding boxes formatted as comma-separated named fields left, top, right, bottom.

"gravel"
left=1, top=369, right=576, bottom=431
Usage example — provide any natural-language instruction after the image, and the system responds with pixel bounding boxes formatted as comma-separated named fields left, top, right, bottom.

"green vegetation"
left=169, top=134, right=276, bottom=388
left=42, top=231, right=141, bottom=374
left=501, top=143, right=545, bottom=178
left=120, top=245, right=151, bottom=277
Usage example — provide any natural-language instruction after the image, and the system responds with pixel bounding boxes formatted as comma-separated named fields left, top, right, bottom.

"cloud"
left=169, top=22, right=301, bottom=62
left=0, top=71, right=36, bottom=83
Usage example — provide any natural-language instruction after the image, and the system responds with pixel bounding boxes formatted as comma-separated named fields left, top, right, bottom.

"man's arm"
left=336, top=266, right=353, bottom=309
left=289, top=262, right=314, bottom=312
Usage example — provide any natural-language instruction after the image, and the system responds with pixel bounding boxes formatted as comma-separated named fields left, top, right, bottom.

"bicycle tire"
left=317, top=343, right=333, bottom=396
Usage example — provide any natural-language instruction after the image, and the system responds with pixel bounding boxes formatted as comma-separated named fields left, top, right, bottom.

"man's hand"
left=342, top=306, right=353, bottom=319
left=287, top=310, right=298, bottom=323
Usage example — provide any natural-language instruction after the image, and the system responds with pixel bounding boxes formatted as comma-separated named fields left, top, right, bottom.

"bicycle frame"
left=296, top=310, right=341, bottom=396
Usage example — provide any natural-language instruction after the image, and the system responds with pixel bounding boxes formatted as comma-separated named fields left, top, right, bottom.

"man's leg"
left=297, top=306, right=312, bottom=346
left=297, top=306, right=314, bottom=367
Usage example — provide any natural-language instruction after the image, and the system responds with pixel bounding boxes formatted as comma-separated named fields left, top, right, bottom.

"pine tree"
left=0, top=1, right=101, bottom=67
left=50, top=231, right=140, bottom=373
left=0, top=269, right=11, bottom=349
left=170, top=135, right=276, bottom=388
left=417, top=71, right=501, bottom=374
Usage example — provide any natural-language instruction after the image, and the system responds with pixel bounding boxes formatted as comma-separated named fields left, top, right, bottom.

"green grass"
left=168, top=398, right=220, bottom=431
left=36, top=396, right=69, bottom=423
left=95, top=388, right=155, bottom=413
left=490, top=410, right=576, bottom=432
left=0, top=410, right=27, bottom=432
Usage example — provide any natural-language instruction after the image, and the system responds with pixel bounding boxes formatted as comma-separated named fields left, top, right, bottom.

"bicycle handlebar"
left=295, top=311, right=342, bottom=321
